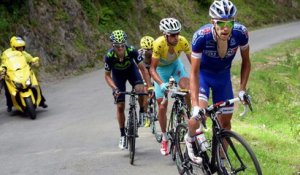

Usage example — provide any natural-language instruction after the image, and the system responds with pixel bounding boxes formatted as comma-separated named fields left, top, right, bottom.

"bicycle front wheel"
left=216, top=130, right=262, bottom=175
left=148, top=95, right=162, bottom=143
left=127, top=110, right=137, bottom=165
left=175, top=123, right=191, bottom=175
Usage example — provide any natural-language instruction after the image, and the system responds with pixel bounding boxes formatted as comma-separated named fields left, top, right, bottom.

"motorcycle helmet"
left=10, top=36, right=26, bottom=48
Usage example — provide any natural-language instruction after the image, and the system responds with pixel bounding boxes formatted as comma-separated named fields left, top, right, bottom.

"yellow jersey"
left=152, top=35, right=191, bottom=66
left=1, top=48, right=35, bottom=65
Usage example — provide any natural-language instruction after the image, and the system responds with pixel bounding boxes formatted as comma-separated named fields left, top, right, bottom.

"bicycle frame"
left=165, top=87, right=190, bottom=159
left=119, top=90, right=147, bottom=165
left=196, top=97, right=252, bottom=173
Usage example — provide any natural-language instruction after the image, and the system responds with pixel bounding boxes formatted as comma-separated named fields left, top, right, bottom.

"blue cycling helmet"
left=209, top=0, right=237, bottom=19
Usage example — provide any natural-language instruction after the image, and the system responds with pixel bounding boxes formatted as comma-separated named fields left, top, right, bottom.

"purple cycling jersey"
left=191, top=23, right=249, bottom=74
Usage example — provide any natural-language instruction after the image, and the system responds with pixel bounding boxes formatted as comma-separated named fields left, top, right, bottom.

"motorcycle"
left=1, top=54, right=42, bottom=120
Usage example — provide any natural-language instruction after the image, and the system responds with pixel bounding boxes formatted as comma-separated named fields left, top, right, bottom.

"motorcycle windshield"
left=6, top=56, right=30, bottom=83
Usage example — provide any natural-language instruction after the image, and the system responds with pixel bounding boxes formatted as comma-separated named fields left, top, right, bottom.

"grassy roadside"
left=230, top=38, right=300, bottom=174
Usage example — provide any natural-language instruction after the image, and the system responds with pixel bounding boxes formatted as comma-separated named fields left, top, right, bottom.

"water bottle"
left=196, top=127, right=209, bottom=152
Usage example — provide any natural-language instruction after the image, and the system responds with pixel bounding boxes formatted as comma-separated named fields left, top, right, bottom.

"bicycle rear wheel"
left=216, top=130, right=262, bottom=175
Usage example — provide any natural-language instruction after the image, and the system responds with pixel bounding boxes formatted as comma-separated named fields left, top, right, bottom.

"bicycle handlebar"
left=118, top=91, right=148, bottom=96
left=202, top=94, right=252, bottom=118
left=114, top=91, right=148, bottom=104
left=161, top=87, right=188, bottom=105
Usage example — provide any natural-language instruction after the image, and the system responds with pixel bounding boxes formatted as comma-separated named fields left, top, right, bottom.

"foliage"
left=1, top=0, right=300, bottom=75
left=231, top=38, right=300, bottom=174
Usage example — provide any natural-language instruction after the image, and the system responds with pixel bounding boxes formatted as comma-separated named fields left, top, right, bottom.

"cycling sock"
left=120, top=128, right=126, bottom=137
left=162, top=132, right=168, bottom=141
left=139, top=107, right=145, bottom=113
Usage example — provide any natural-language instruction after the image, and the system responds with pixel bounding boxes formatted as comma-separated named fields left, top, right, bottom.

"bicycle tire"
left=167, top=104, right=177, bottom=161
left=216, top=130, right=262, bottom=175
left=128, top=110, right=137, bottom=165
left=148, top=94, right=162, bottom=143
left=175, top=123, right=191, bottom=175
left=171, top=105, right=189, bottom=161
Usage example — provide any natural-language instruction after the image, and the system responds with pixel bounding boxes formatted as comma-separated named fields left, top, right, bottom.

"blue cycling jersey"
left=191, top=23, right=249, bottom=73
left=191, top=23, right=249, bottom=113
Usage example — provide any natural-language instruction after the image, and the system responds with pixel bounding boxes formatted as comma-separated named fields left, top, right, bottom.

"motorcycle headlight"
left=26, top=78, right=31, bottom=86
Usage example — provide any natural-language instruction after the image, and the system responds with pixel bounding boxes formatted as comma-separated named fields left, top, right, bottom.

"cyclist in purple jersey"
left=186, top=0, right=251, bottom=164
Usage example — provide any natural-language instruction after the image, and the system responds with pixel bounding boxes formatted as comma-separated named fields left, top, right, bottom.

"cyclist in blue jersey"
left=186, top=0, right=251, bottom=164
left=104, top=30, right=151, bottom=150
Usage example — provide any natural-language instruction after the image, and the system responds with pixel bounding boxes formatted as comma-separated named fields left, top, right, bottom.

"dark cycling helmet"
left=209, top=0, right=237, bottom=19
left=140, top=36, right=154, bottom=49
left=110, top=30, right=127, bottom=44
left=10, top=36, right=26, bottom=48
left=159, top=18, right=181, bottom=35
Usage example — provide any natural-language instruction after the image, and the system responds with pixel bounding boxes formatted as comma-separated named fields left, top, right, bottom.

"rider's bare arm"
left=150, top=58, right=163, bottom=85
left=190, top=56, right=201, bottom=107
left=104, top=71, right=117, bottom=90
left=137, top=62, right=151, bottom=88
left=240, top=45, right=251, bottom=91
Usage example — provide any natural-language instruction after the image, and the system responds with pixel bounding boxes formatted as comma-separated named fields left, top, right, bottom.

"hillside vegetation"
left=230, top=38, right=300, bottom=174
left=0, top=0, right=299, bottom=80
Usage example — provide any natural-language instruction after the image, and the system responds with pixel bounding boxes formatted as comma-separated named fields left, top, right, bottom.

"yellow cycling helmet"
left=140, top=36, right=154, bottom=49
left=10, top=36, right=26, bottom=48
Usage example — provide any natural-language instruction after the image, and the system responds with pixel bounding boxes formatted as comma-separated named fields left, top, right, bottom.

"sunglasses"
left=168, top=33, right=180, bottom=37
left=215, top=20, right=235, bottom=28
left=113, top=44, right=126, bottom=48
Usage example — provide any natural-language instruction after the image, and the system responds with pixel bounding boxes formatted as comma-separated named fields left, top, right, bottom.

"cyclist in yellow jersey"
left=150, top=18, right=191, bottom=156
left=139, top=36, right=155, bottom=127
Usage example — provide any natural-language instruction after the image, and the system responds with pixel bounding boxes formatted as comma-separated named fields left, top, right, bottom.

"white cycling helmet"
left=159, top=18, right=181, bottom=35
left=209, top=0, right=237, bottom=19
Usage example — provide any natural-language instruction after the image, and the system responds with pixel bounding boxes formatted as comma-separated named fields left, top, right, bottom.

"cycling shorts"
left=154, top=58, right=188, bottom=99
left=199, top=70, right=234, bottom=114
left=113, top=67, right=144, bottom=103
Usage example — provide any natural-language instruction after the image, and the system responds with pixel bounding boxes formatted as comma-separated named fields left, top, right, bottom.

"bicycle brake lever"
left=161, top=91, right=168, bottom=105
left=244, top=94, right=253, bottom=112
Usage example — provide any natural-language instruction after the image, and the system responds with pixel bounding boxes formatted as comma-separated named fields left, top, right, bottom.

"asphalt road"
left=0, top=21, right=299, bottom=175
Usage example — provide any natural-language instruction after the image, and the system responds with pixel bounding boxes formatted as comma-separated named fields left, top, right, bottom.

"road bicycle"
left=175, top=94, right=262, bottom=174
left=161, top=77, right=191, bottom=160
left=119, top=90, right=148, bottom=165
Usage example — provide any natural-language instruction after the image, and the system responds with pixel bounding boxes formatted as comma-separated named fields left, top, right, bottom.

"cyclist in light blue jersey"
left=186, top=0, right=251, bottom=164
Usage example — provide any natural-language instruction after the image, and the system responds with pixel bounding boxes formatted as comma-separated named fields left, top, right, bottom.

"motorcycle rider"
left=1, top=36, right=48, bottom=112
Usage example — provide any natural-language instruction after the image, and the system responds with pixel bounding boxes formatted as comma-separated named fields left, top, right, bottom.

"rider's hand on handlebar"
left=147, top=86, right=154, bottom=97
left=191, top=106, right=206, bottom=120
left=112, top=88, right=120, bottom=97
left=147, top=86, right=154, bottom=92
left=238, top=90, right=246, bottom=102
left=239, top=90, right=253, bottom=111
left=160, top=82, right=169, bottom=93
left=31, top=62, right=39, bottom=67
